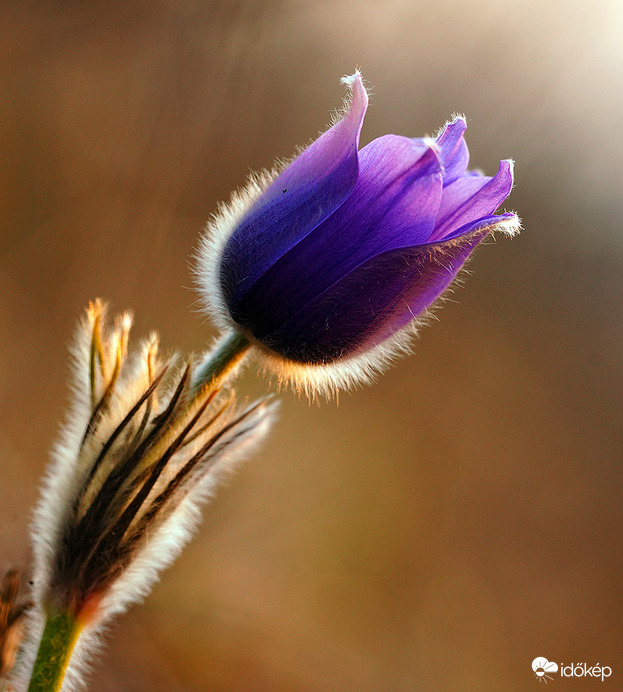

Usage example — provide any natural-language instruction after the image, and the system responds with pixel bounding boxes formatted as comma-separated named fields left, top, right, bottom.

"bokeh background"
left=1, top=0, right=622, bottom=689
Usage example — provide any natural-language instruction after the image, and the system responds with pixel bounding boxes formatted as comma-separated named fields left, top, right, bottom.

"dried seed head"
left=30, top=301, right=277, bottom=625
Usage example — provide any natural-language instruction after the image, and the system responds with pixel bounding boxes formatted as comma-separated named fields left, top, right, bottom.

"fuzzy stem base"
left=27, top=609, right=82, bottom=692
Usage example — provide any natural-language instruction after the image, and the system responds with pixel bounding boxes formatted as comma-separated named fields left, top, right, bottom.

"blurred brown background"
left=1, top=0, right=622, bottom=690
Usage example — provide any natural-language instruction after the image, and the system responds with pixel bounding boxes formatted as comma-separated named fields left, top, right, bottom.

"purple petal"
left=430, top=159, right=514, bottom=242
left=435, top=116, right=469, bottom=185
left=442, top=211, right=519, bottom=242
left=220, top=73, right=368, bottom=305
left=227, top=136, right=443, bottom=338
left=286, top=135, right=443, bottom=272
left=258, top=230, right=488, bottom=364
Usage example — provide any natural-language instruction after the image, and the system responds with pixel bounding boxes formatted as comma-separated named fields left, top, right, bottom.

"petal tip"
left=340, top=69, right=363, bottom=88
left=449, top=113, right=467, bottom=130
left=496, top=212, right=521, bottom=236
left=340, top=70, right=369, bottom=115
left=496, top=158, right=515, bottom=192
left=436, top=114, right=467, bottom=142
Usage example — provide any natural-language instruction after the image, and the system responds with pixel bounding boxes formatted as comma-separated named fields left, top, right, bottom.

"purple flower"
left=198, top=73, right=519, bottom=394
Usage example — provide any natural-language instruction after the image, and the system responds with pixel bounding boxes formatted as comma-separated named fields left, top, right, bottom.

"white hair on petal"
left=193, top=73, right=368, bottom=334
left=494, top=211, right=521, bottom=237
left=194, top=166, right=277, bottom=333
left=194, top=68, right=519, bottom=401
left=249, top=214, right=522, bottom=400
left=253, top=319, right=423, bottom=401
left=199, top=213, right=520, bottom=400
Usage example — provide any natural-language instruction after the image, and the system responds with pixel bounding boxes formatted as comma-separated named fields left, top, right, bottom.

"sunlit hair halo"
left=197, top=72, right=519, bottom=397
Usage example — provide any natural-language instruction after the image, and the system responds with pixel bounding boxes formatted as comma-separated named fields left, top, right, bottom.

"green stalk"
left=27, top=609, right=82, bottom=692
left=190, top=331, right=252, bottom=396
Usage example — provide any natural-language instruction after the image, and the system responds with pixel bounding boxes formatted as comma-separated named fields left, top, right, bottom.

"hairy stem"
left=27, top=609, right=82, bottom=692
left=191, top=331, right=252, bottom=395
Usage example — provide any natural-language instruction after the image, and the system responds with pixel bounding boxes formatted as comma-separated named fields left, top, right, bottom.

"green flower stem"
left=191, top=331, right=252, bottom=396
left=27, top=609, right=82, bottom=692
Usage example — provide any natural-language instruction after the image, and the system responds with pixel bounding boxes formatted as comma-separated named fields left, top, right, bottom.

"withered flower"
left=23, top=301, right=276, bottom=690
left=1, top=569, right=30, bottom=684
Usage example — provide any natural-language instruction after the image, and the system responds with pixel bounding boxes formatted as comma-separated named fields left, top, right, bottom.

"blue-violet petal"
left=220, top=73, right=368, bottom=307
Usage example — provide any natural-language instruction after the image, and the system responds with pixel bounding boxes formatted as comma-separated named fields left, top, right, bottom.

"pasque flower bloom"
left=198, top=73, right=519, bottom=394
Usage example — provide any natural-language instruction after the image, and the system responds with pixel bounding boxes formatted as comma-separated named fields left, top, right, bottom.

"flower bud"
left=197, top=73, right=519, bottom=396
